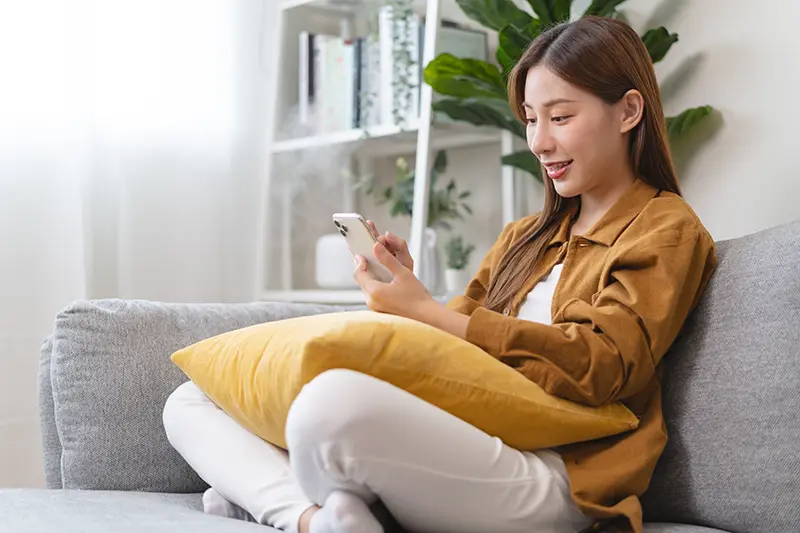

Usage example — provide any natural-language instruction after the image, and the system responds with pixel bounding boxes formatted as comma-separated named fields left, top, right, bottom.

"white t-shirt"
left=515, top=263, right=564, bottom=325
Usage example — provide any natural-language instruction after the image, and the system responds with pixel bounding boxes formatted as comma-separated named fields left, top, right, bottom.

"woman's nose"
left=529, top=124, right=555, bottom=157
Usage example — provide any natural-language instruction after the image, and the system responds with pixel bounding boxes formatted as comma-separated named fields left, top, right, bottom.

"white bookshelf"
left=257, top=0, right=519, bottom=304
left=272, top=121, right=499, bottom=158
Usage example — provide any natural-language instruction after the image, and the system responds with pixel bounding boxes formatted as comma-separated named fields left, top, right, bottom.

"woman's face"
left=523, top=66, right=634, bottom=198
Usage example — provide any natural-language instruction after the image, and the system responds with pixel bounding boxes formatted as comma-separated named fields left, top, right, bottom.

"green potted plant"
left=423, top=0, right=715, bottom=180
left=378, top=150, right=472, bottom=230
left=444, top=235, right=476, bottom=292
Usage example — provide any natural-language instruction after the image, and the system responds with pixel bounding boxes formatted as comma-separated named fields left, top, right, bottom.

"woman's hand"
left=353, top=240, right=433, bottom=320
left=366, top=220, right=414, bottom=271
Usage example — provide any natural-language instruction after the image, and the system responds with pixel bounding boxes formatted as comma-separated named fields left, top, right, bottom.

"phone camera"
left=333, top=220, right=341, bottom=228
left=339, top=229, right=347, bottom=237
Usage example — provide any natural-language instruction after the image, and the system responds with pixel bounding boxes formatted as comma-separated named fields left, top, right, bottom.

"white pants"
left=163, top=369, right=593, bottom=533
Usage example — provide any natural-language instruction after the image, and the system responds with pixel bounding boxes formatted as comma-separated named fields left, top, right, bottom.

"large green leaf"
left=583, top=0, right=627, bottom=17
left=455, top=0, right=533, bottom=32
left=497, top=46, right=516, bottom=77
left=549, top=0, right=573, bottom=22
left=497, top=19, right=544, bottom=75
left=526, top=0, right=553, bottom=24
left=502, top=151, right=543, bottom=181
left=498, top=24, right=532, bottom=72
left=424, top=54, right=506, bottom=100
left=641, top=27, right=678, bottom=63
left=433, top=97, right=526, bottom=138
left=666, top=106, right=713, bottom=142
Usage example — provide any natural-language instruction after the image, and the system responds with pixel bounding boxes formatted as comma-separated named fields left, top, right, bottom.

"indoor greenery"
left=423, top=0, right=715, bottom=180
left=444, top=235, right=476, bottom=270
left=358, top=150, right=473, bottom=230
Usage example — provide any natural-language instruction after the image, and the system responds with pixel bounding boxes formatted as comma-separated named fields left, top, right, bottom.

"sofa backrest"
left=39, top=299, right=356, bottom=492
left=641, top=220, right=800, bottom=532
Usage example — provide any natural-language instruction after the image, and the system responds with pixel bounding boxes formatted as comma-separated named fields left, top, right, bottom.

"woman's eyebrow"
left=522, top=98, right=577, bottom=109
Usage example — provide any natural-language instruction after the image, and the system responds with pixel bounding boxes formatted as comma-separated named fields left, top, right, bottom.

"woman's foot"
left=202, top=488, right=256, bottom=522
left=305, top=490, right=383, bottom=533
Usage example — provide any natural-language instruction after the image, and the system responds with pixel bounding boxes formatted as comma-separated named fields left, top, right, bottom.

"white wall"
left=617, top=0, right=800, bottom=240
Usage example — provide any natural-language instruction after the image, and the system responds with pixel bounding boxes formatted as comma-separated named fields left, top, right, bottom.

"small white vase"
left=444, top=268, right=470, bottom=293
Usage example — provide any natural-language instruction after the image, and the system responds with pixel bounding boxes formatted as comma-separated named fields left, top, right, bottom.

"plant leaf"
left=433, top=150, right=448, bottom=173
left=497, top=19, right=544, bottom=75
left=433, top=97, right=526, bottom=138
left=583, top=0, right=627, bottom=17
left=501, top=151, right=543, bottom=181
left=526, top=0, right=553, bottom=24
left=455, top=0, right=533, bottom=32
left=498, top=24, right=532, bottom=70
left=641, top=27, right=678, bottom=63
left=550, top=0, right=573, bottom=21
left=666, top=105, right=713, bottom=143
left=424, top=54, right=507, bottom=100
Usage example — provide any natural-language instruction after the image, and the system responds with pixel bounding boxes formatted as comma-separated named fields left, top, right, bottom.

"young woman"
left=163, top=16, right=717, bottom=533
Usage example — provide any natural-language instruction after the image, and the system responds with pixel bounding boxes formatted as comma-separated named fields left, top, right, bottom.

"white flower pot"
left=444, top=268, right=470, bottom=293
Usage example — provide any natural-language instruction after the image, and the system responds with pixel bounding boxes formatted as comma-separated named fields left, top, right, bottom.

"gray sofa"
left=1, top=220, right=798, bottom=533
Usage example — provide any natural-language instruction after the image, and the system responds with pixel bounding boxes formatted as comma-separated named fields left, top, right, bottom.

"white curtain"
left=0, top=0, right=277, bottom=487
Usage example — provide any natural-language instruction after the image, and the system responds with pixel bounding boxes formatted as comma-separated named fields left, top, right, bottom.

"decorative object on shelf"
left=423, top=0, right=717, bottom=180
left=356, top=149, right=473, bottom=293
left=353, top=0, right=419, bottom=134
left=314, top=233, right=359, bottom=289
left=444, top=234, right=476, bottom=293
left=296, top=0, right=419, bottom=137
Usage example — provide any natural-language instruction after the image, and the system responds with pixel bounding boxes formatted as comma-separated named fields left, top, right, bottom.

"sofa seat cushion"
left=0, top=489, right=277, bottom=533
left=642, top=526, right=731, bottom=533
left=0, top=489, right=733, bottom=533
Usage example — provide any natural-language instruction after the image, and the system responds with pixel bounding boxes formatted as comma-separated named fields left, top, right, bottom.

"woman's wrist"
left=413, top=298, right=470, bottom=340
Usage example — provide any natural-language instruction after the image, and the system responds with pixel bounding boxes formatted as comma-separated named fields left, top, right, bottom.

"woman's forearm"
left=413, top=300, right=470, bottom=340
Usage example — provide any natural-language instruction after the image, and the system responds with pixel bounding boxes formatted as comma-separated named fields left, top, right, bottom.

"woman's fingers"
left=366, top=219, right=379, bottom=237
left=385, top=232, right=413, bottom=270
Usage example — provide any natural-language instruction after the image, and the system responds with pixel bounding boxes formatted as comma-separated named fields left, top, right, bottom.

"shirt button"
left=578, top=240, right=589, bottom=247
left=503, top=307, right=510, bottom=316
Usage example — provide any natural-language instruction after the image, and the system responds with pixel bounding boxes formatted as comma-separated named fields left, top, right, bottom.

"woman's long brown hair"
left=483, top=16, right=682, bottom=313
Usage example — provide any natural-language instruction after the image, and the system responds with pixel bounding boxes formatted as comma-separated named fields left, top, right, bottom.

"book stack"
left=299, top=7, right=487, bottom=135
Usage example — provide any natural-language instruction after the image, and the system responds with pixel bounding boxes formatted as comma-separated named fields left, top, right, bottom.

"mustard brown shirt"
left=446, top=178, right=718, bottom=533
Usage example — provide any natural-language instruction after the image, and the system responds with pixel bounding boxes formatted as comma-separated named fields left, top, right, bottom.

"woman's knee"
left=162, top=380, right=207, bottom=443
left=285, top=369, right=380, bottom=452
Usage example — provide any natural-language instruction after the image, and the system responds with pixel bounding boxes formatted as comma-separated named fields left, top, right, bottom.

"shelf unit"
left=257, top=0, right=521, bottom=304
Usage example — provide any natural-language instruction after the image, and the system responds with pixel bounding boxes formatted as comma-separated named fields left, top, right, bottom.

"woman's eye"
left=526, top=117, right=537, bottom=125
left=552, top=115, right=571, bottom=123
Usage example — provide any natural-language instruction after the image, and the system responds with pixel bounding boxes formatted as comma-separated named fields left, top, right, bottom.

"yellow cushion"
left=171, top=310, right=639, bottom=451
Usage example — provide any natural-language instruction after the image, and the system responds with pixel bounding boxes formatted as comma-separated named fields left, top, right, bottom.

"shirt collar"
left=549, top=178, right=660, bottom=248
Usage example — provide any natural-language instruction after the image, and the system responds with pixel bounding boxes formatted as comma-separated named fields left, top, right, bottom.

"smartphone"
left=332, top=213, right=394, bottom=283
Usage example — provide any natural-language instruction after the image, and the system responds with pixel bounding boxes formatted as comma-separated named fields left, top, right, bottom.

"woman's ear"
left=619, top=89, right=645, bottom=133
